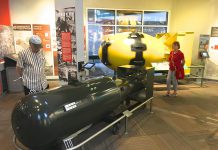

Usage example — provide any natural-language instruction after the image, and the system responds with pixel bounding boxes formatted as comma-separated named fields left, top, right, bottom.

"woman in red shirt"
left=166, top=41, right=185, bottom=96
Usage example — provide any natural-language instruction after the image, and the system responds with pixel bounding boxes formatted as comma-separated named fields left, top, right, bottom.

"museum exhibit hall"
left=1, top=0, right=218, bottom=150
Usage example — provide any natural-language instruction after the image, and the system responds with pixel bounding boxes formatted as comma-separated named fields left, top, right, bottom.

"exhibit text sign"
left=13, top=24, right=31, bottom=31
left=211, top=27, right=218, bottom=37
left=61, top=32, right=72, bottom=63
left=33, top=24, right=51, bottom=51
left=13, top=24, right=32, bottom=54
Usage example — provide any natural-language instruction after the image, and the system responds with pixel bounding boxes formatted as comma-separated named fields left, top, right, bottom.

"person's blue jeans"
left=167, top=70, right=178, bottom=92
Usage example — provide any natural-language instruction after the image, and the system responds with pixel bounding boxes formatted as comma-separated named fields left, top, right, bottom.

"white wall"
left=170, top=0, right=218, bottom=65
left=10, top=0, right=57, bottom=51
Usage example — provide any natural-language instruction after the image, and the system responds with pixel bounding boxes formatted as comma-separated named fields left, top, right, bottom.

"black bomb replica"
left=11, top=33, right=154, bottom=150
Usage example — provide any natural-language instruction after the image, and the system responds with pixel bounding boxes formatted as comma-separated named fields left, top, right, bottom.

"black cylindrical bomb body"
left=12, top=77, right=122, bottom=150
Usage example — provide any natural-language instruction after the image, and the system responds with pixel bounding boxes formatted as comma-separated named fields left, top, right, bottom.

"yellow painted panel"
left=177, top=32, right=194, bottom=74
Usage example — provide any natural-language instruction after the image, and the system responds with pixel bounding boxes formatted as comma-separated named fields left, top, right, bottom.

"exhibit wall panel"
left=55, top=0, right=77, bottom=85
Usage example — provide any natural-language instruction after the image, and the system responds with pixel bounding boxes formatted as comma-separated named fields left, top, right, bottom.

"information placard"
left=211, top=27, right=218, bottom=37
left=61, top=32, right=72, bottom=63
left=33, top=24, right=51, bottom=51
left=13, top=24, right=32, bottom=53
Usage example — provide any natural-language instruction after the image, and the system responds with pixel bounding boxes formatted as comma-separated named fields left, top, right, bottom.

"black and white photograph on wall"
left=58, top=63, right=77, bottom=84
left=43, top=51, right=54, bottom=76
left=0, top=25, right=15, bottom=58
left=58, top=64, right=68, bottom=82
left=55, top=6, right=77, bottom=85
left=57, top=48, right=62, bottom=64
left=68, top=65, right=77, bottom=79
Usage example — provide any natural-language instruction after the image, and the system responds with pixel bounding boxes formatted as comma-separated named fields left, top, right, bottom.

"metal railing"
left=64, top=97, right=153, bottom=150
left=187, top=65, right=205, bottom=87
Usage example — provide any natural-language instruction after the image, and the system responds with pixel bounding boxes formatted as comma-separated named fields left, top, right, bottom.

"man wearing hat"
left=16, top=35, right=48, bottom=95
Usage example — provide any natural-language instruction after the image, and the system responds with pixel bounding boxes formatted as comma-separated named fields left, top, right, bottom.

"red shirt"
left=169, top=50, right=185, bottom=79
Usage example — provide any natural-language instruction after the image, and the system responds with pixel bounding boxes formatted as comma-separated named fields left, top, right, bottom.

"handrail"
left=67, top=97, right=153, bottom=150
left=13, top=135, right=25, bottom=150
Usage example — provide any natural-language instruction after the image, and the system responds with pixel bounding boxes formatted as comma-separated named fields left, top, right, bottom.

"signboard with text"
left=211, top=27, right=218, bottom=37
left=61, top=32, right=72, bottom=63
left=33, top=24, right=51, bottom=51
left=13, top=24, right=32, bottom=53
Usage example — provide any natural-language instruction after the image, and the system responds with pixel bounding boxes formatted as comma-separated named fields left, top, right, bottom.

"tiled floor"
left=1, top=81, right=218, bottom=150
